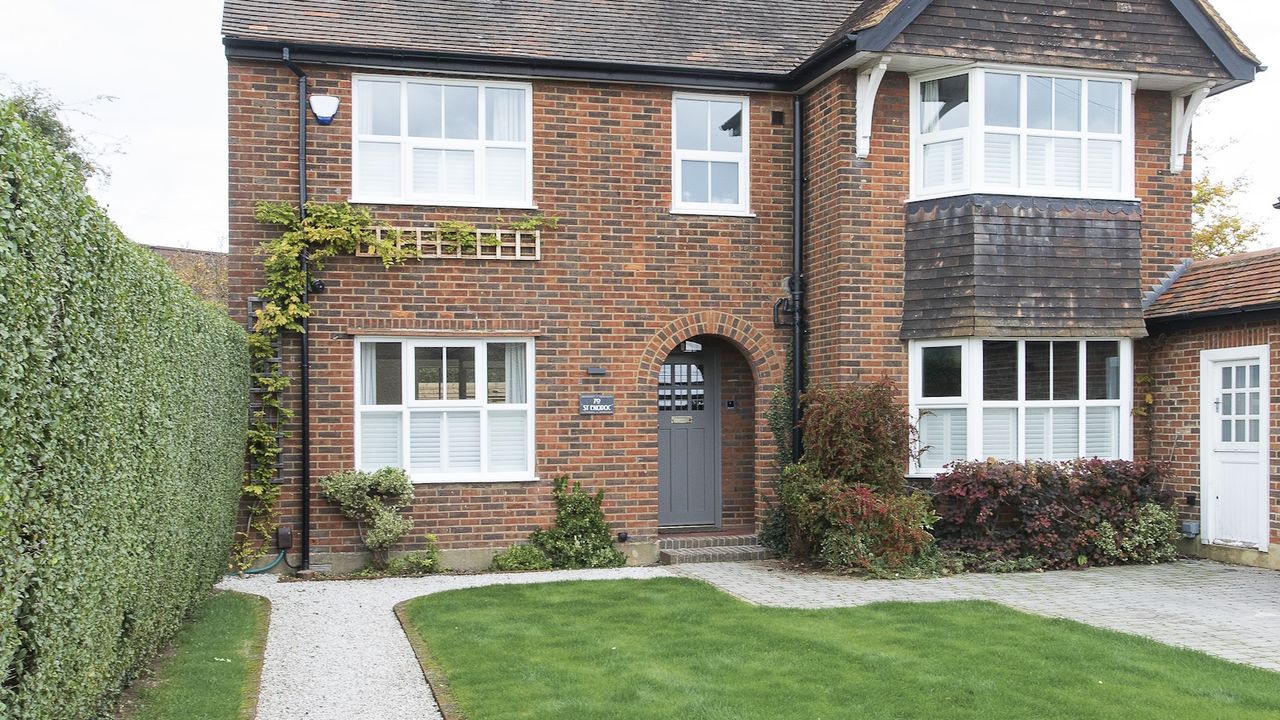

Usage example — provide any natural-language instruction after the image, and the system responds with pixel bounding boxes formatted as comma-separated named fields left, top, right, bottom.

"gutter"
left=281, top=47, right=312, bottom=573
left=1146, top=302, right=1280, bottom=329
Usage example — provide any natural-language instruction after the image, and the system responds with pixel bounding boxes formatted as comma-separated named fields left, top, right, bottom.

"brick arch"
left=636, top=311, right=781, bottom=386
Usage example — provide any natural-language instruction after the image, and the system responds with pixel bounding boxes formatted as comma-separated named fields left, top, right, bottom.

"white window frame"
left=671, top=92, right=752, bottom=216
left=909, top=337, right=1134, bottom=476
left=351, top=74, right=536, bottom=209
left=909, top=64, right=1136, bottom=202
left=353, top=337, right=537, bottom=483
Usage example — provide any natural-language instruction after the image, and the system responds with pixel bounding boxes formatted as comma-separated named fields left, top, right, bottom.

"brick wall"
left=1143, top=319, right=1280, bottom=549
left=228, top=61, right=791, bottom=559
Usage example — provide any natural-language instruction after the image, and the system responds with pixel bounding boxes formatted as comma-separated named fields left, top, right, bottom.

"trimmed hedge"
left=0, top=104, right=249, bottom=719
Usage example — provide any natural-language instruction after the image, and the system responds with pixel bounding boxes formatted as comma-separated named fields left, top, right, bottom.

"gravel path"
left=219, top=567, right=674, bottom=720
left=221, top=559, right=1279, bottom=719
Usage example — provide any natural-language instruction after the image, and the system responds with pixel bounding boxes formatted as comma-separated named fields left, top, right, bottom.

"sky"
left=0, top=0, right=1277, bottom=253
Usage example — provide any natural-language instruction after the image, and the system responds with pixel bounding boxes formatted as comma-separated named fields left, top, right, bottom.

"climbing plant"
left=233, top=201, right=406, bottom=570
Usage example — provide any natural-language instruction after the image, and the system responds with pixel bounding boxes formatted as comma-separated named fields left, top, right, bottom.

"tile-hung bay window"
left=909, top=339, right=1133, bottom=475
left=911, top=67, right=1134, bottom=200
left=352, top=76, right=533, bottom=207
left=672, top=93, right=750, bottom=215
left=355, top=339, right=535, bottom=482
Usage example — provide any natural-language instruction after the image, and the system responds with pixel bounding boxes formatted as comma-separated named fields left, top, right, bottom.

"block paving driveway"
left=221, top=559, right=1279, bottom=720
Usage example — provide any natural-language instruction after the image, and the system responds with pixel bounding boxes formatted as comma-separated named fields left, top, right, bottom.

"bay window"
left=910, top=338, right=1132, bottom=475
left=912, top=67, right=1133, bottom=200
left=672, top=93, right=750, bottom=215
left=355, top=338, right=535, bottom=482
left=353, top=76, right=533, bottom=207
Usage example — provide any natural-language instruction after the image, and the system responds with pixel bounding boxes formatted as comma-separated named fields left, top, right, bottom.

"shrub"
left=354, top=538, right=444, bottom=578
left=319, top=467, right=416, bottom=568
left=1096, top=502, right=1180, bottom=565
left=494, top=476, right=625, bottom=570
left=932, top=459, right=1177, bottom=569
left=490, top=544, right=554, bottom=571
left=0, top=103, right=249, bottom=719
left=780, top=464, right=938, bottom=572
left=799, top=381, right=916, bottom=493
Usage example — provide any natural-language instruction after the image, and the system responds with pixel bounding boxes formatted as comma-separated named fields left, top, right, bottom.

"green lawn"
left=402, top=577, right=1280, bottom=720
left=117, top=591, right=268, bottom=720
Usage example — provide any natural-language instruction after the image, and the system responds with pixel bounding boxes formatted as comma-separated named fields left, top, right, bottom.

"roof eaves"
left=1168, top=0, right=1263, bottom=82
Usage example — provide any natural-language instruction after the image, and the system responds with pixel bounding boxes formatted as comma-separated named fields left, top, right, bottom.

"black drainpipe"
left=282, top=47, right=312, bottom=571
left=790, top=95, right=806, bottom=463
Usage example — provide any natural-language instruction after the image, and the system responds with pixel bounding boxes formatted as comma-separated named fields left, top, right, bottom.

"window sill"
left=907, top=189, right=1140, bottom=205
left=669, top=207, right=757, bottom=218
left=410, top=474, right=540, bottom=485
left=349, top=197, right=539, bottom=211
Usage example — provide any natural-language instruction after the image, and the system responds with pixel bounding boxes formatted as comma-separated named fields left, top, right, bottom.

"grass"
left=116, top=591, right=269, bottom=720
left=402, top=577, right=1280, bottom=720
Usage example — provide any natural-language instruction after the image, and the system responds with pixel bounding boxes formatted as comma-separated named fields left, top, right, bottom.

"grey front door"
left=658, top=350, right=720, bottom=527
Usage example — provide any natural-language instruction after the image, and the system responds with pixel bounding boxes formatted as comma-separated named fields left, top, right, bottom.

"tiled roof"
left=1193, top=0, right=1261, bottom=65
left=1146, top=247, right=1280, bottom=322
left=222, top=0, right=861, bottom=75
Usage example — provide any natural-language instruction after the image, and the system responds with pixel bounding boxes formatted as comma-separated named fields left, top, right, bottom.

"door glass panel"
left=691, top=364, right=706, bottom=411
left=1250, top=364, right=1261, bottom=388
left=1222, top=366, right=1233, bottom=389
left=658, top=364, right=673, bottom=410
left=674, top=364, right=689, bottom=411
left=1250, top=392, right=1260, bottom=415
left=1250, top=420, right=1261, bottom=443
left=1222, top=393, right=1233, bottom=415
left=1221, top=420, right=1233, bottom=442
left=1236, top=366, right=1247, bottom=389
left=1220, top=361, right=1264, bottom=445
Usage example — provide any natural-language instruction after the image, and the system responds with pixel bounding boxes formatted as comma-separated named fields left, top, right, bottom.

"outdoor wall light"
left=309, top=95, right=340, bottom=125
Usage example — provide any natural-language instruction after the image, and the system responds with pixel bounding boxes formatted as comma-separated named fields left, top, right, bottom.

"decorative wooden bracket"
left=856, top=57, right=891, bottom=158
left=1171, top=82, right=1212, bottom=173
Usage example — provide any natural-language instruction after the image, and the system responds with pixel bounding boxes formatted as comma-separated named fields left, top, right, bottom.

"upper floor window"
left=353, top=76, right=533, bottom=208
left=911, top=67, right=1134, bottom=200
left=672, top=93, right=750, bottom=215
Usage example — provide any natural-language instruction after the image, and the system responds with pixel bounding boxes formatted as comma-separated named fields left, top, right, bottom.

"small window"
left=353, top=77, right=532, bottom=208
left=356, top=338, right=535, bottom=481
left=672, top=93, right=750, bottom=215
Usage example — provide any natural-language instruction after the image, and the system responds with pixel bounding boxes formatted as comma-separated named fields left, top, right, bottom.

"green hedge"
left=0, top=104, right=249, bottom=718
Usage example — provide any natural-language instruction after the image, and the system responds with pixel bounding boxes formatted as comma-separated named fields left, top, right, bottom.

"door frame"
left=1199, top=344, right=1271, bottom=550
left=657, top=348, right=723, bottom=530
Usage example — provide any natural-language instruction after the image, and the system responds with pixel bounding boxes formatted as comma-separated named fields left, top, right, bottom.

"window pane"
left=360, top=411, right=402, bottom=470
left=358, top=142, right=402, bottom=197
left=487, top=343, right=528, bottom=404
left=1235, top=366, right=1247, bottom=388
left=710, top=162, right=739, bottom=205
left=1250, top=392, right=1260, bottom=415
left=920, top=75, right=969, bottom=133
left=443, top=150, right=475, bottom=195
left=489, top=409, right=528, bottom=472
left=1088, top=80, right=1121, bottom=134
left=681, top=160, right=709, bottom=203
left=485, top=87, right=526, bottom=141
left=407, top=83, right=442, bottom=138
left=922, top=345, right=963, bottom=398
left=1087, top=140, right=1121, bottom=193
left=984, top=73, right=1020, bottom=128
left=709, top=101, right=744, bottom=152
left=1053, top=137, right=1082, bottom=190
left=1028, top=76, right=1052, bottom=130
left=923, top=139, right=964, bottom=188
left=358, top=80, right=401, bottom=136
left=675, top=98, right=708, bottom=151
left=1222, top=366, right=1233, bottom=389
left=1221, top=419, right=1233, bottom=442
left=411, top=148, right=442, bottom=195
left=1249, top=419, right=1260, bottom=443
left=409, top=411, right=443, bottom=471
left=485, top=148, right=526, bottom=205
left=984, top=134, right=1019, bottom=186
left=1085, top=407, right=1119, bottom=458
left=447, top=411, right=481, bottom=470
left=983, top=407, right=1018, bottom=460
left=443, top=85, right=479, bottom=139
left=1086, top=341, right=1121, bottom=400
left=1025, top=342, right=1051, bottom=401
left=919, top=408, right=967, bottom=468
left=415, top=348, right=444, bottom=401
left=361, top=342, right=403, bottom=405
left=445, top=347, right=475, bottom=400
left=1054, top=78, right=1081, bottom=131
left=1250, top=364, right=1261, bottom=388
left=1053, top=341, right=1079, bottom=401
left=983, top=341, right=1018, bottom=401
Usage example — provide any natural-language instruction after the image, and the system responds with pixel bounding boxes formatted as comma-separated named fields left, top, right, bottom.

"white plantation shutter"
left=1087, top=140, right=1121, bottom=193
left=360, top=412, right=402, bottom=470
left=982, top=408, right=1018, bottom=460
left=984, top=134, right=1019, bottom=186
left=1053, top=138, right=1082, bottom=190
left=923, top=139, right=964, bottom=189
left=488, top=410, right=528, bottom=472
left=1025, top=408, right=1048, bottom=460
left=1085, top=407, right=1119, bottom=458
left=1051, top=407, right=1080, bottom=460
left=412, top=149, right=442, bottom=195
left=409, top=412, right=443, bottom=471
left=1026, top=137, right=1050, bottom=188
left=486, top=148, right=527, bottom=206
left=919, top=408, right=967, bottom=468
left=358, top=142, right=401, bottom=197
left=447, top=411, right=482, bottom=471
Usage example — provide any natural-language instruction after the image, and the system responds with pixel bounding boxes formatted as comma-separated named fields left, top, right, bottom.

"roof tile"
left=1146, top=247, right=1280, bottom=321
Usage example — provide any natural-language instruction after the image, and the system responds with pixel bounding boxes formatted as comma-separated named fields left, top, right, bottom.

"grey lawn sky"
left=1, top=0, right=1278, bottom=253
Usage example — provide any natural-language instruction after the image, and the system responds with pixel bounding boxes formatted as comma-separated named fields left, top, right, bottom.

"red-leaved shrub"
left=799, top=381, right=917, bottom=493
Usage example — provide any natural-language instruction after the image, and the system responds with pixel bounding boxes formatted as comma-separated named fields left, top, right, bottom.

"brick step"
left=658, top=534, right=759, bottom=550
left=658, top=545, right=773, bottom=565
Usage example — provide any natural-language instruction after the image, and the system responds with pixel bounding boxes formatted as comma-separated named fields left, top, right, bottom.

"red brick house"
left=222, top=0, right=1265, bottom=570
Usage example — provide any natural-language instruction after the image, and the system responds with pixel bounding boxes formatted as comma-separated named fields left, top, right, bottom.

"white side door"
left=1201, top=345, right=1270, bottom=550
